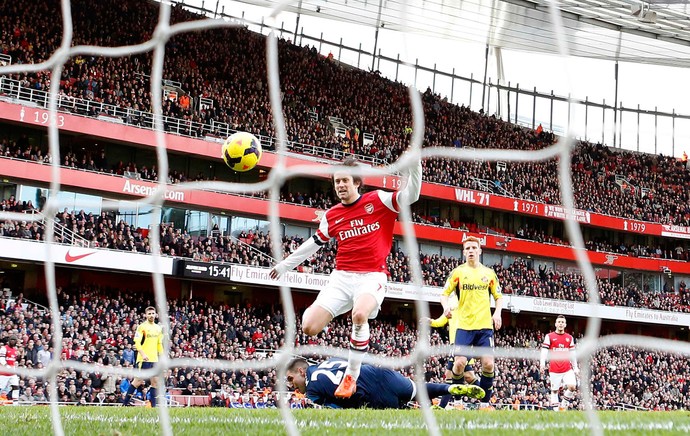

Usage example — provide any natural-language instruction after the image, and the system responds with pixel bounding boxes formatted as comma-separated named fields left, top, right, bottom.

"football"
left=221, top=131, right=263, bottom=172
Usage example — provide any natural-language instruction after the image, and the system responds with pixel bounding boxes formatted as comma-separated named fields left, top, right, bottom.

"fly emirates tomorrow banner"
left=233, top=264, right=690, bottom=327
left=1, top=236, right=688, bottom=327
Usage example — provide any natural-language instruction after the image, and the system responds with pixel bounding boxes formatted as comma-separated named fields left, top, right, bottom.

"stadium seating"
left=2, top=195, right=689, bottom=312
left=3, top=285, right=689, bottom=410
left=1, top=0, right=690, bottom=226
left=2, top=0, right=690, bottom=413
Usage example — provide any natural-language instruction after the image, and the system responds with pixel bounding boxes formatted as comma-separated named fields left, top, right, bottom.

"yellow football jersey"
left=442, top=263, right=502, bottom=330
left=134, top=321, right=164, bottom=363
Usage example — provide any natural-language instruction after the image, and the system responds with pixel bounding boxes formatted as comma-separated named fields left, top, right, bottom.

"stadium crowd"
left=3, top=132, right=689, bottom=264
left=1, top=0, right=690, bottom=229
left=1, top=197, right=689, bottom=313
left=2, top=285, right=689, bottom=411
left=1, top=0, right=690, bottom=413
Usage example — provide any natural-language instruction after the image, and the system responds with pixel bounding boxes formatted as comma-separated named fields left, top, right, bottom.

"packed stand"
left=2, top=286, right=283, bottom=406
left=496, top=258, right=690, bottom=312
left=3, top=285, right=690, bottom=410
left=0, top=135, right=338, bottom=210
left=3, top=128, right=688, bottom=263
left=3, top=1, right=690, bottom=226
left=412, top=211, right=690, bottom=262
left=2, top=201, right=689, bottom=312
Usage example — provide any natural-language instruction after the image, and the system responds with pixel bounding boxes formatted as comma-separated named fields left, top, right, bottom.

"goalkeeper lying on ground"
left=285, top=357, right=484, bottom=409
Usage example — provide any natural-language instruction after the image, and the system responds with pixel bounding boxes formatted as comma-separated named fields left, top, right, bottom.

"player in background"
left=123, top=306, right=164, bottom=406
left=420, top=293, right=479, bottom=409
left=285, top=357, right=484, bottom=409
left=0, top=335, right=19, bottom=402
left=540, top=315, right=579, bottom=410
left=440, top=236, right=503, bottom=405
left=270, top=156, right=422, bottom=399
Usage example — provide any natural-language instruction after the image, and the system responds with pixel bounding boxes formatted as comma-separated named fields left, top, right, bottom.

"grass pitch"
left=2, top=407, right=689, bottom=435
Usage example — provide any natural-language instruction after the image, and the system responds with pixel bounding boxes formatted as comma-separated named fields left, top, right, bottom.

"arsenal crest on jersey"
left=364, top=203, right=374, bottom=214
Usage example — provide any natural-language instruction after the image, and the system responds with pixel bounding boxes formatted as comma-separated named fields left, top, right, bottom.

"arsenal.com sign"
left=122, top=179, right=185, bottom=202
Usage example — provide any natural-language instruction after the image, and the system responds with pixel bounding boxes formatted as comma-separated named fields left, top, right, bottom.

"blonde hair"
left=463, top=236, right=482, bottom=247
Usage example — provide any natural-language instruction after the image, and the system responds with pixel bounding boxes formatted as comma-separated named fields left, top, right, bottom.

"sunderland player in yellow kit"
left=440, top=236, right=503, bottom=404
left=123, top=306, right=164, bottom=406
left=421, top=293, right=479, bottom=408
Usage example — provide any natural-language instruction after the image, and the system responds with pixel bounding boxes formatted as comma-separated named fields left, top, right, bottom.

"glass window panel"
left=17, top=185, right=47, bottom=210
left=655, top=115, right=673, bottom=157
left=136, top=204, right=155, bottom=230
left=638, top=112, right=656, bottom=155
left=116, top=201, right=138, bottom=227
left=161, top=207, right=187, bottom=231
left=186, top=210, right=209, bottom=236
left=72, top=193, right=101, bottom=215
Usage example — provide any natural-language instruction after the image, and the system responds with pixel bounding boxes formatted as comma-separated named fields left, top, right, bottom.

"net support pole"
left=481, top=43, right=489, bottom=112
left=613, top=61, right=619, bottom=148
left=371, top=0, right=384, bottom=72
left=293, top=0, right=302, bottom=43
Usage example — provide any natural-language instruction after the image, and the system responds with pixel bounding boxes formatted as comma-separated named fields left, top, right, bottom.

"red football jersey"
left=0, top=345, right=17, bottom=376
left=542, top=332, right=576, bottom=374
left=314, top=190, right=399, bottom=273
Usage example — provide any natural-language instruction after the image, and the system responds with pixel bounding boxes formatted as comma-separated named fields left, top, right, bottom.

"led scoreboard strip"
left=175, top=259, right=233, bottom=282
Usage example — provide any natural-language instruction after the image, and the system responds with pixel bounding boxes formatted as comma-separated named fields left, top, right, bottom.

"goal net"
left=0, top=1, right=686, bottom=436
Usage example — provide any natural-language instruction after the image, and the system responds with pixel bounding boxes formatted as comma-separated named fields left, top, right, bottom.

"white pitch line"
left=54, top=411, right=690, bottom=432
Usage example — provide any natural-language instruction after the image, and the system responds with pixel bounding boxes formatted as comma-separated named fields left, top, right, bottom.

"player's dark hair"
left=333, top=156, right=364, bottom=192
left=286, top=357, right=309, bottom=372
left=556, top=315, right=566, bottom=321
left=145, top=306, right=156, bottom=313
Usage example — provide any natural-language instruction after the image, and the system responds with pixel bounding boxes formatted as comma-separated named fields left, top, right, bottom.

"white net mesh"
left=0, top=0, right=684, bottom=435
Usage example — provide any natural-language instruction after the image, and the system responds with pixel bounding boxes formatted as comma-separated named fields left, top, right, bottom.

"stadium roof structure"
left=235, top=0, right=690, bottom=68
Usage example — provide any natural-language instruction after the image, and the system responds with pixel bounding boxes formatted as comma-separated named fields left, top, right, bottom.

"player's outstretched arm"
left=420, top=314, right=448, bottom=328
left=396, top=154, right=422, bottom=206
left=157, top=330, right=164, bottom=358
left=269, top=236, right=321, bottom=279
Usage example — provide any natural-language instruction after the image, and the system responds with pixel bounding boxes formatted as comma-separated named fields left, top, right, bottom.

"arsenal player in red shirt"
left=540, top=315, right=579, bottom=410
left=271, top=155, right=421, bottom=399
left=0, top=335, right=19, bottom=401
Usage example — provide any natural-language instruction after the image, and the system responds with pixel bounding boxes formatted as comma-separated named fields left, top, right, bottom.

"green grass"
left=1, top=407, right=689, bottom=435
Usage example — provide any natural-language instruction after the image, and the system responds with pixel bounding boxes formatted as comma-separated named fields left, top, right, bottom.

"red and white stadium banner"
left=2, top=101, right=690, bottom=240
left=3, top=157, right=690, bottom=274
left=2, top=102, right=690, bottom=274
left=0, top=238, right=174, bottom=274
left=3, top=100, right=690, bottom=242
left=439, top=186, right=690, bottom=240
left=0, top=101, right=326, bottom=172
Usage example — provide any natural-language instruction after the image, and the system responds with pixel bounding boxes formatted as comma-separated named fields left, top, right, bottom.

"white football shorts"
left=549, top=369, right=576, bottom=391
left=313, top=270, right=387, bottom=318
